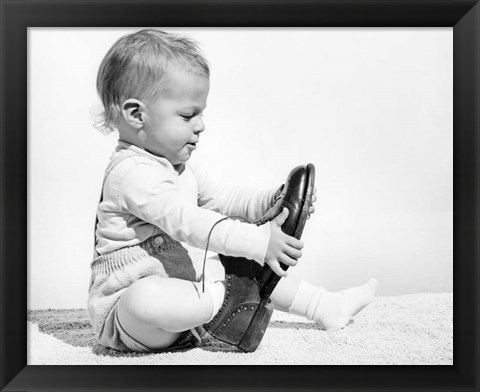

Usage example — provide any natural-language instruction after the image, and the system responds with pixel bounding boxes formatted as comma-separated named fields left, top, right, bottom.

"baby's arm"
left=190, top=163, right=278, bottom=223
left=118, top=163, right=271, bottom=265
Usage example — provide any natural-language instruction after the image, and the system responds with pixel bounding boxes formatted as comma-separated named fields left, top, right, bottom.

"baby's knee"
left=118, top=276, right=179, bottom=331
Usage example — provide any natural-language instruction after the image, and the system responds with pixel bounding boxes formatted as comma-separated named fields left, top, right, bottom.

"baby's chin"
left=171, top=152, right=194, bottom=166
left=146, top=148, right=193, bottom=166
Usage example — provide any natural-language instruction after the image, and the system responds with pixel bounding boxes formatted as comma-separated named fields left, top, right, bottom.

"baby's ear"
left=121, top=99, right=145, bottom=129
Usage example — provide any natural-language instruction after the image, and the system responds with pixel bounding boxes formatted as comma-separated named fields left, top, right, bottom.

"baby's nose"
left=193, top=117, right=205, bottom=134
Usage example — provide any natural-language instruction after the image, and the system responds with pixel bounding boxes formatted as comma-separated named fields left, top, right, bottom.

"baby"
left=88, top=28, right=378, bottom=353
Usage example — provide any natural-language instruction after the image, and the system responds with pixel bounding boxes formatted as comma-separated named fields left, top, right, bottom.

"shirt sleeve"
left=189, top=163, right=278, bottom=222
left=118, top=162, right=271, bottom=265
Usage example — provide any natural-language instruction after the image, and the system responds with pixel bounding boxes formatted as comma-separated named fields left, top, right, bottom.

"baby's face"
left=142, top=66, right=209, bottom=165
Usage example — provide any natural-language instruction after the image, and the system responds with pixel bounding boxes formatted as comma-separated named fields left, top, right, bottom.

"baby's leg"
left=270, top=270, right=378, bottom=330
left=116, top=275, right=224, bottom=350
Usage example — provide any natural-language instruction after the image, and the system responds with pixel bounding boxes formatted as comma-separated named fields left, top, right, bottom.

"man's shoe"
left=203, top=163, right=315, bottom=352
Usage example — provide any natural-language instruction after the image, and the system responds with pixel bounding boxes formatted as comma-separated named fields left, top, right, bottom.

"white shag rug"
left=28, top=293, right=452, bottom=365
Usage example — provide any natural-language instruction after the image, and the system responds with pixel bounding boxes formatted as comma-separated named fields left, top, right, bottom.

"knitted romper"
left=87, top=153, right=203, bottom=353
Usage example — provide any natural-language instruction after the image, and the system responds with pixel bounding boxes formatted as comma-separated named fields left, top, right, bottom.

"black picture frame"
left=1, top=1, right=478, bottom=391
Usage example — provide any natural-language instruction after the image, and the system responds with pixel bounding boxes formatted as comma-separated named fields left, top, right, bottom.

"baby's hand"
left=264, top=208, right=304, bottom=277
left=307, top=187, right=317, bottom=219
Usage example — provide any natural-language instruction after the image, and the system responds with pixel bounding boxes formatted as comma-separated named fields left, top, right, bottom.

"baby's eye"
left=180, top=111, right=205, bottom=121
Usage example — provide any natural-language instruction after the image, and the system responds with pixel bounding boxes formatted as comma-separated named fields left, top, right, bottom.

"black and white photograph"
left=26, top=27, right=453, bottom=365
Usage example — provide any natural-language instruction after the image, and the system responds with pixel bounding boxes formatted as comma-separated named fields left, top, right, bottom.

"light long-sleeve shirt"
left=94, top=141, right=277, bottom=266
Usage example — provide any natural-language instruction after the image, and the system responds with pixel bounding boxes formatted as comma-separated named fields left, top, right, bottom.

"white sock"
left=288, top=278, right=378, bottom=330
left=204, top=281, right=226, bottom=322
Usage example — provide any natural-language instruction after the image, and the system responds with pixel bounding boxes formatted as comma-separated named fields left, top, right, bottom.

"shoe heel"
left=237, top=300, right=274, bottom=352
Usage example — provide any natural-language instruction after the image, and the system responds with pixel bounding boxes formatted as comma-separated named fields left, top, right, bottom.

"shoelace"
left=201, top=215, right=250, bottom=292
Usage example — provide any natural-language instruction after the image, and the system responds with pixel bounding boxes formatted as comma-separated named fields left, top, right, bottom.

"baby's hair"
left=95, top=28, right=209, bottom=133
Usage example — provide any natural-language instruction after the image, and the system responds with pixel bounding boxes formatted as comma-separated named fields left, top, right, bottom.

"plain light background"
left=28, top=28, right=452, bottom=309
